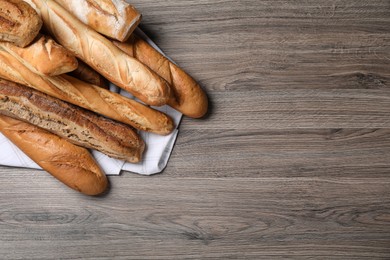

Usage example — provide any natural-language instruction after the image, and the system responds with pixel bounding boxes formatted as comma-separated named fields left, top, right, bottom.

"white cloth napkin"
left=0, top=28, right=183, bottom=176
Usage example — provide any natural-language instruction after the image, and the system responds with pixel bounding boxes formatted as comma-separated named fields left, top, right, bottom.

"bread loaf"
left=54, top=0, right=141, bottom=42
left=0, top=34, right=78, bottom=76
left=26, top=0, right=172, bottom=106
left=69, top=60, right=108, bottom=88
left=0, top=47, right=175, bottom=135
left=114, top=34, right=208, bottom=118
left=0, top=115, right=108, bottom=195
left=0, top=78, right=145, bottom=163
left=0, top=0, right=42, bottom=47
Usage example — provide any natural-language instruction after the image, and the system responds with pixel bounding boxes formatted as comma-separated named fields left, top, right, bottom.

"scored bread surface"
left=0, top=0, right=42, bottom=47
left=0, top=79, right=144, bottom=162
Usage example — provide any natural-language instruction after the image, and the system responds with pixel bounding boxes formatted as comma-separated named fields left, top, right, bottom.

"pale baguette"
left=26, top=0, right=171, bottom=106
left=54, top=0, right=141, bottom=42
left=0, top=78, right=145, bottom=163
left=114, top=34, right=208, bottom=118
left=0, top=115, right=108, bottom=195
left=0, top=0, right=42, bottom=47
left=0, top=34, right=78, bottom=76
left=0, top=47, right=174, bottom=135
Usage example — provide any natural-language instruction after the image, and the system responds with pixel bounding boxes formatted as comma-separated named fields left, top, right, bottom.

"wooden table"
left=1, top=1, right=389, bottom=258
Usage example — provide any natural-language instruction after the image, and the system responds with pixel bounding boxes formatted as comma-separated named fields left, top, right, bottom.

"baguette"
left=0, top=115, right=108, bottom=195
left=114, top=34, right=208, bottom=118
left=54, top=0, right=141, bottom=42
left=0, top=0, right=42, bottom=47
left=0, top=47, right=174, bottom=135
left=0, top=34, right=78, bottom=76
left=69, top=60, right=108, bottom=89
left=26, top=0, right=171, bottom=106
left=0, top=78, right=145, bottom=163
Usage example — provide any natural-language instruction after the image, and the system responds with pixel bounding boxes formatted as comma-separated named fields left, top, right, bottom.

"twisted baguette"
left=0, top=47, right=174, bottom=135
left=0, top=115, right=108, bottom=195
left=26, top=0, right=171, bottom=106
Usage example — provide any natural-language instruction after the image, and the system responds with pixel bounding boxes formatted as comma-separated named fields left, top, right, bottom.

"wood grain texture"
left=0, top=0, right=390, bottom=259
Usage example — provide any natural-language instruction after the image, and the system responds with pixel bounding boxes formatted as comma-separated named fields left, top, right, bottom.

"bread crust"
left=69, top=60, right=108, bottom=88
left=0, top=47, right=175, bottom=135
left=0, top=34, right=78, bottom=76
left=0, top=0, right=42, bottom=47
left=114, top=34, right=208, bottom=118
left=0, top=115, right=108, bottom=195
left=0, top=78, right=145, bottom=163
left=54, top=0, right=141, bottom=42
left=27, top=0, right=171, bottom=106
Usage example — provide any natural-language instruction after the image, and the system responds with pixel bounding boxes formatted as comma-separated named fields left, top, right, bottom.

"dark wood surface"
left=1, top=0, right=390, bottom=259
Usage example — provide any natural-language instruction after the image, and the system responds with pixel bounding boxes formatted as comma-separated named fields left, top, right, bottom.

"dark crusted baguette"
left=0, top=78, right=144, bottom=163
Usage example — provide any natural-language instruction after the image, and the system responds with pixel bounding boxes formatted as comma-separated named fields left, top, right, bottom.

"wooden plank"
left=180, top=90, right=390, bottom=130
left=130, top=0, right=390, bottom=92
left=165, top=128, right=390, bottom=178
left=0, top=175, right=388, bottom=259
left=0, top=0, right=389, bottom=259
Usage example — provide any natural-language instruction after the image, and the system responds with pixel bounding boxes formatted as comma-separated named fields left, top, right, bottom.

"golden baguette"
left=0, top=115, right=108, bottom=195
left=114, top=34, right=208, bottom=118
left=54, top=0, right=141, bottom=42
left=26, top=0, right=172, bottom=106
left=0, top=34, right=78, bottom=76
left=0, top=47, right=174, bottom=135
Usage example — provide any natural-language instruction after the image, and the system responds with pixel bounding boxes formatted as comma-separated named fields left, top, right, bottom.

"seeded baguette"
left=0, top=78, right=145, bottom=163
left=0, top=115, right=108, bottom=195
